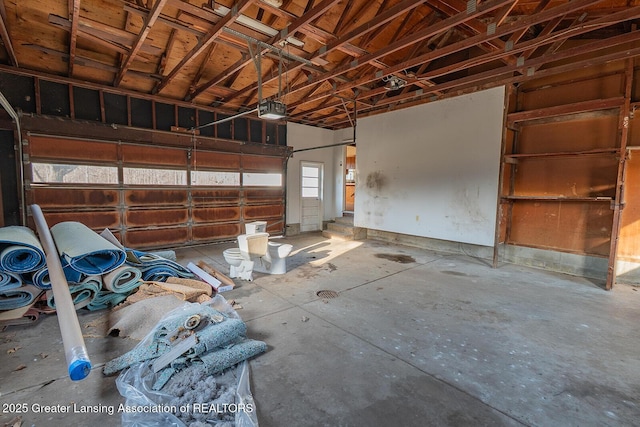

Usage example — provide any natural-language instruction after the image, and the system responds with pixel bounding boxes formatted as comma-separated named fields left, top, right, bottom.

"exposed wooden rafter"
left=67, top=0, right=81, bottom=76
left=153, top=0, right=256, bottom=94
left=186, top=0, right=341, bottom=102
left=0, top=0, right=17, bottom=66
left=219, top=0, right=428, bottom=104
left=0, top=0, right=638, bottom=128
left=114, top=0, right=169, bottom=86
left=285, top=0, right=612, bottom=114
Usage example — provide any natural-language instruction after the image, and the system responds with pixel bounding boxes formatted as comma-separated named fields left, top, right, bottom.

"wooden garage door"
left=24, top=135, right=285, bottom=249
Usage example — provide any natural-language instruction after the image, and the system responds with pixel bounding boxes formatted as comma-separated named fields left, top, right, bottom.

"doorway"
left=300, top=161, right=323, bottom=232
left=344, top=145, right=356, bottom=214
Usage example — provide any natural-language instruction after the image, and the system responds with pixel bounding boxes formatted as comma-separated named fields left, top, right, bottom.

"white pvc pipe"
left=31, top=204, right=91, bottom=380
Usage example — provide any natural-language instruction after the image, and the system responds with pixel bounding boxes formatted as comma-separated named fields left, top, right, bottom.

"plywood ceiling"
left=0, top=0, right=639, bottom=129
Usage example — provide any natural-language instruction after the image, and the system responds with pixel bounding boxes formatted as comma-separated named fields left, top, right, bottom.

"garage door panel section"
left=41, top=211, right=121, bottom=230
left=30, top=187, right=120, bottom=207
left=194, top=151, right=241, bottom=169
left=192, top=189, right=241, bottom=206
left=125, top=189, right=188, bottom=206
left=245, top=188, right=284, bottom=204
left=126, top=208, right=189, bottom=227
left=193, top=207, right=241, bottom=223
left=244, top=204, right=284, bottom=219
left=242, top=155, right=282, bottom=171
left=192, top=223, right=242, bottom=241
left=125, top=227, right=190, bottom=248
left=29, top=136, right=118, bottom=162
left=122, top=145, right=187, bottom=167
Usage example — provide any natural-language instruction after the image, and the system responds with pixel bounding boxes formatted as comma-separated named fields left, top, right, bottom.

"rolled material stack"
left=1, top=221, right=195, bottom=328
left=0, top=226, right=46, bottom=312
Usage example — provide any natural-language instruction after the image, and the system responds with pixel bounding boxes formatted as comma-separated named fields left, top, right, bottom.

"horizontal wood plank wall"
left=24, top=133, right=286, bottom=249
left=501, top=61, right=631, bottom=259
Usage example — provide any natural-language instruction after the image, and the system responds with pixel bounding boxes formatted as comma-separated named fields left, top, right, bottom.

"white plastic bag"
left=115, top=295, right=260, bottom=427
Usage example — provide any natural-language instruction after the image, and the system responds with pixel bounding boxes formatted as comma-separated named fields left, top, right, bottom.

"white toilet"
left=222, top=248, right=253, bottom=280
left=223, top=232, right=292, bottom=278
left=222, top=233, right=269, bottom=281
left=265, top=241, right=293, bottom=275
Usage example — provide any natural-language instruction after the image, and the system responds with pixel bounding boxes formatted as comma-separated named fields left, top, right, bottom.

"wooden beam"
left=48, top=14, right=163, bottom=55
left=507, top=97, right=626, bottom=124
left=494, top=84, right=514, bottom=268
left=284, top=0, right=519, bottom=101
left=114, top=0, right=169, bottom=86
left=187, top=0, right=341, bottom=101
left=322, top=44, right=640, bottom=128
left=68, top=0, right=81, bottom=76
left=21, top=43, right=162, bottom=80
left=287, top=0, right=631, bottom=111
left=220, top=0, right=429, bottom=103
left=153, top=0, right=256, bottom=94
left=606, top=59, right=633, bottom=290
left=0, top=0, right=18, bottom=66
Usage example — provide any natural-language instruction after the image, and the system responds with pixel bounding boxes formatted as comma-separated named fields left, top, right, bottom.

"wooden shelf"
left=501, top=195, right=613, bottom=202
left=504, top=148, right=619, bottom=161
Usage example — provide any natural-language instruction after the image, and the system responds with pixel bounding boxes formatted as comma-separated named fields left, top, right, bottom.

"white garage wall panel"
left=355, top=86, right=505, bottom=247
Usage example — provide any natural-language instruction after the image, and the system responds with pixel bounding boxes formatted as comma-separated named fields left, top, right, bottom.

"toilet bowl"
left=222, top=248, right=254, bottom=280
left=222, top=248, right=243, bottom=267
left=265, top=242, right=293, bottom=275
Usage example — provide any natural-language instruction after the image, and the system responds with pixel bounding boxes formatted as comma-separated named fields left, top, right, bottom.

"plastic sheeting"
left=50, top=222, right=126, bottom=275
left=114, top=296, right=261, bottom=427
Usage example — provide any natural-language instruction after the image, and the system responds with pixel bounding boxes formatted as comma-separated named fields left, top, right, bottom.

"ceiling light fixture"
left=261, top=0, right=283, bottom=7
left=383, top=75, right=407, bottom=91
left=211, top=4, right=304, bottom=48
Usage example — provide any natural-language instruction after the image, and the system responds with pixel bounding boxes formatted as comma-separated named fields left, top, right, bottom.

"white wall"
left=354, top=87, right=505, bottom=247
left=285, top=122, right=339, bottom=225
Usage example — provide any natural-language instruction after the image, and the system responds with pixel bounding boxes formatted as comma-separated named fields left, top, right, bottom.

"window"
left=123, top=167, right=186, bottom=185
left=31, top=163, right=118, bottom=184
left=301, top=166, right=319, bottom=197
left=243, top=172, right=282, bottom=187
left=191, top=170, right=240, bottom=186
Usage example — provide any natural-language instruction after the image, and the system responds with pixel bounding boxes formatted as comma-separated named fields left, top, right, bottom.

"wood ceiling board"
left=0, top=0, right=638, bottom=128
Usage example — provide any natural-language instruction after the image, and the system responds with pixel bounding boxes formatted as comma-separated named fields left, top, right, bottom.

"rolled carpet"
left=51, top=222, right=126, bottom=276
left=32, top=266, right=51, bottom=290
left=46, top=276, right=102, bottom=310
left=103, top=265, right=142, bottom=294
left=0, top=284, right=42, bottom=311
left=0, top=226, right=46, bottom=273
left=152, top=339, right=267, bottom=390
left=126, top=250, right=194, bottom=282
left=86, top=290, right=130, bottom=311
left=0, top=271, right=22, bottom=292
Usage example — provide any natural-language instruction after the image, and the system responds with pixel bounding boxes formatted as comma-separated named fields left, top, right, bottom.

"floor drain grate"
left=316, top=290, right=339, bottom=299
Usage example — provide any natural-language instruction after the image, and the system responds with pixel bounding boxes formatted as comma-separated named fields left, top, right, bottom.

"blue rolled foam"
left=0, top=226, right=46, bottom=273
left=50, top=222, right=126, bottom=276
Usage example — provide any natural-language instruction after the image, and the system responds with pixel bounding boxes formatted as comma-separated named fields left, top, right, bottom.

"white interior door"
left=300, top=162, right=323, bottom=232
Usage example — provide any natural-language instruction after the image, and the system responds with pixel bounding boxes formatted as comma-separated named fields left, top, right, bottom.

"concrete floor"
left=1, top=232, right=639, bottom=426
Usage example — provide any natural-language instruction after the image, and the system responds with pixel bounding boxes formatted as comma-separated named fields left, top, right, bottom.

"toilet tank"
left=245, top=221, right=267, bottom=234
